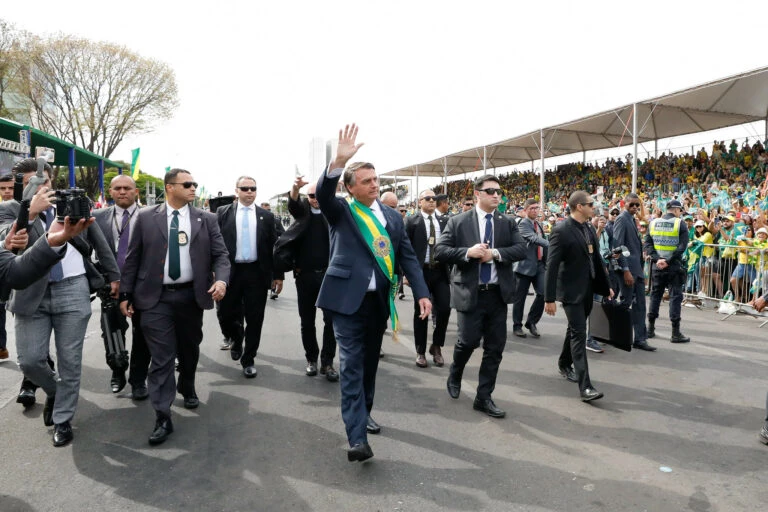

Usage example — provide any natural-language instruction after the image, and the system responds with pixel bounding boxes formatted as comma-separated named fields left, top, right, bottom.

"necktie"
left=428, top=215, right=436, bottom=265
left=240, top=207, right=251, bottom=261
left=480, top=213, right=493, bottom=283
left=46, top=208, right=64, bottom=282
left=169, top=210, right=180, bottom=280
left=116, top=209, right=130, bottom=270
left=535, top=221, right=543, bottom=261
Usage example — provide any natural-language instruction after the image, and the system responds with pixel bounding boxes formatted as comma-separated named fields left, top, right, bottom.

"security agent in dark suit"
left=261, top=201, right=285, bottom=300
left=316, top=124, right=431, bottom=462
left=544, top=190, right=613, bottom=402
left=405, top=189, right=451, bottom=368
left=435, top=174, right=527, bottom=419
left=612, top=193, right=656, bottom=352
left=92, top=175, right=152, bottom=398
left=216, top=176, right=284, bottom=379
left=119, top=169, right=230, bottom=445
left=283, top=175, right=338, bottom=381
left=512, top=199, right=548, bottom=339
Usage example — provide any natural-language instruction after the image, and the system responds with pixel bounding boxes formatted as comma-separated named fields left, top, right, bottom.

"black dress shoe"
left=320, top=365, right=339, bottom=382
left=183, top=394, right=199, bottom=409
left=148, top=416, right=174, bottom=445
left=230, top=346, right=243, bottom=361
left=111, top=370, right=127, bottom=394
left=347, top=442, right=374, bottom=462
left=525, top=323, right=541, bottom=338
left=633, top=341, right=657, bottom=352
left=43, top=394, right=56, bottom=426
left=447, top=370, right=461, bottom=399
left=366, top=415, right=381, bottom=434
left=52, top=421, right=73, bottom=447
left=513, top=327, right=527, bottom=338
left=558, top=366, right=578, bottom=383
left=16, top=387, right=36, bottom=408
left=580, top=387, right=604, bottom=402
left=243, top=366, right=258, bottom=378
left=473, top=398, right=506, bottom=418
left=759, top=425, right=768, bottom=445
left=131, top=385, right=149, bottom=401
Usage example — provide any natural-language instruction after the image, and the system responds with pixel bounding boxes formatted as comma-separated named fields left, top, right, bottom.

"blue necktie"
left=240, top=207, right=251, bottom=261
left=46, top=208, right=64, bottom=283
left=480, top=213, right=493, bottom=283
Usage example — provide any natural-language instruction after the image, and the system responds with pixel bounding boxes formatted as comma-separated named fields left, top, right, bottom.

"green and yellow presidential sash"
left=347, top=198, right=399, bottom=334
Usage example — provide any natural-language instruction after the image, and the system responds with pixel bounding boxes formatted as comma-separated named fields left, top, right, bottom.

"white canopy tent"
left=382, top=66, right=768, bottom=203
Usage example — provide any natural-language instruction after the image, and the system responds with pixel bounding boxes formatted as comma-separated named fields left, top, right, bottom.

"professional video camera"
left=96, top=283, right=129, bottom=373
left=55, top=188, right=91, bottom=223
left=608, top=245, right=630, bottom=272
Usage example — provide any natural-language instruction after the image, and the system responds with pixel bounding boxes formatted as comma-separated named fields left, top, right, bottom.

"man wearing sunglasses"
left=216, top=177, right=284, bottom=379
left=544, top=190, right=613, bottom=402
left=613, top=193, right=656, bottom=351
left=436, top=175, right=527, bottom=419
left=405, top=190, right=451, bottom=368
left=461, top=196, right=474, bottom=213
left=119, top=168, right=230, bottom=446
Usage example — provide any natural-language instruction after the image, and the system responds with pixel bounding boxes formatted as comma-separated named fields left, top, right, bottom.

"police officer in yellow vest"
left=643, top=199, right=691, bottom=343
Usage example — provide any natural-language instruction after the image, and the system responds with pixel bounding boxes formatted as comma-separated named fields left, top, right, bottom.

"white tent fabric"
left=382, top=66, right=768, bottom=178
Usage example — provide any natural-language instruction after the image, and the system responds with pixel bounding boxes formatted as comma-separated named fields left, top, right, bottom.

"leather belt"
left=163, top=282, right=193, bottom=291
left=478, top=283, right=499, bottom=291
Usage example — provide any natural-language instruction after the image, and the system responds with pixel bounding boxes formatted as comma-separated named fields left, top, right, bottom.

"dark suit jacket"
left=1, top=200, right=119, bottom=315
left=514, top=217, right=549, bottom=277
left=120, top=203, right=231, bottom=311
left=404, top=212, right=450, bottom=280
left=544, top=217, right=611, bottom=304
left=315, top=168, right=429, bottom=316
left=216, top=201, right=284, bottom=285
left=434, top=209, right=527, bottom=312
left=612, top=210, right=643, bottom=278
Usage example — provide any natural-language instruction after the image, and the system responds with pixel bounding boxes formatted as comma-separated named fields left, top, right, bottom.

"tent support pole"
left=443, top=157, right=448, bottom=194
left=539, top=129, right=545, bottom=204
left=632, top=103, right=638, bottom=193
left=98, top=160, right=105, bottom=200
left=415, top=165, right=419, bottom=202
left=68, top=147, right=76, bottom=187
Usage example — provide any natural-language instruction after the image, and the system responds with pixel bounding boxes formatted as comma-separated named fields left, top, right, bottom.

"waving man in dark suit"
left=316, top=124, right=431, bottom=463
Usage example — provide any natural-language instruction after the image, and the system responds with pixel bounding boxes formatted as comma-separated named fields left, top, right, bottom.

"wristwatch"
left=492, top=249, right=500, bottom=261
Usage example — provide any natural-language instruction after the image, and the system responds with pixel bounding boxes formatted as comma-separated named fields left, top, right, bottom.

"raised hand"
left=293, top=176, right=309, bottom=190
left=331, top=124, right=364, bottom=168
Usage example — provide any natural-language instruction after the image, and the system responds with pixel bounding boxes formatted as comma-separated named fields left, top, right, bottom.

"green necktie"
left=169, top=210, right=180, bottom=280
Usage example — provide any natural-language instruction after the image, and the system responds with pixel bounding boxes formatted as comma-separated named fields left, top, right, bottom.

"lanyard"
left=113, top=206, right=137, bottom=238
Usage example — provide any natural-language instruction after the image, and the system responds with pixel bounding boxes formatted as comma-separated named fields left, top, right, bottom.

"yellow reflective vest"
left=649, top=217, right=681, bottom=260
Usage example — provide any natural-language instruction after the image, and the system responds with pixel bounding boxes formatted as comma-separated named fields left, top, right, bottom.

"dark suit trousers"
left=413, top=267, right=451, bottom=354
left=296, top=270, right=336, bottom=366
left=559, top=298, right=594, bottom=393
left=618, top=276, right=648, bottom=342
left=0, top=302, right=6, bottom=349
left=453, top=287, right=507, bottom=400
left=512, top=265, right=545, bottom=330
left=331, top=290, right=388, bottom=447
left=100, top=309, right=150, bottom=387
left=140, top=288, right=203, bottom=417
left=220, top=262, right=269, bottom=368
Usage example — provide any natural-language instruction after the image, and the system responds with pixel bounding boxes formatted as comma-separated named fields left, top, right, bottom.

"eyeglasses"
left=628, top=202, right=641, bottom=207
left=307, top=193, right=316, bottom=199
left=399, top=209, right=407, bottom=213
left=477, top=188, right=503, bottom=196
left=582, top=202, right=595, bottom=208
left=238, top=186, right=257, bottom=192
left=169, top=181, right=198, bottom=189
left=463, top=202, right=473, bottom=206
left=421, top=196, right=436, bottom=201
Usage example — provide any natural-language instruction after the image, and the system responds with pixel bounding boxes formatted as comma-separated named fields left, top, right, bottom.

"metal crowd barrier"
left=679, top=242, right=768, bottom=325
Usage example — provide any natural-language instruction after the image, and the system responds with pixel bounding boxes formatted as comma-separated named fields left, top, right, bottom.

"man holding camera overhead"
left=612, top=193, right=656, bottom=352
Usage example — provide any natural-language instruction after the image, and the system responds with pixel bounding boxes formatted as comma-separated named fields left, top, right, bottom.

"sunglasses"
left=238, top=186, right=257, bottom=192
left=170, top=181, right=198, bottom=189
left=399, top=209, right=407, bottom=212
left=463, top=202, right=473, bottom=206
left=308, top=193, right=316, bottom=199
left=628, top=202, right=641, bottom=207
left=421, top=196, right=436, bottom=201
left=582, top=202, right=595, bottom=207
left=477, top=188, right=503, bottom=196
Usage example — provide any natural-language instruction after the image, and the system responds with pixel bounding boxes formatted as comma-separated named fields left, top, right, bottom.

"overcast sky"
left=3, top=0, right=767, bottom=200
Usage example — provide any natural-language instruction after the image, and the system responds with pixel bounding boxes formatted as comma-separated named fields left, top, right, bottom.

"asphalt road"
left=1, top=279, right=767, bottom=512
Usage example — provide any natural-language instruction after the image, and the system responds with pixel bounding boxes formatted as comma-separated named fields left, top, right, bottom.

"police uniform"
left=643, top=200, right=691, bottom=343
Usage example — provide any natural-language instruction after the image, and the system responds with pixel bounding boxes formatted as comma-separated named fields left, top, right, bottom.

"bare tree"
left=0, top=19, right=29, bottom=120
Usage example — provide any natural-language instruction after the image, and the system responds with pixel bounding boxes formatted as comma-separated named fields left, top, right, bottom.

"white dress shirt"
left=164, top=203, right=194, bottom=284
left=112, top=203, right=138, bottom=252
left=421, top=210, right=441, bottom=264
left=235, top=203, right=258, bottom=263
left=47, top=207, right=85, bottom=280
left=366, top=201, right=387, bottom=291
left=475, top=205, right=498, bottom=284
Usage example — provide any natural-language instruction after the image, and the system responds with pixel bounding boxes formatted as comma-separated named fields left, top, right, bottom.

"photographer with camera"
left=613, top=193, right=656, bottom=351
left=93, top=175, right=150, bottom=400
left=0, top=157, right=119, bottom=448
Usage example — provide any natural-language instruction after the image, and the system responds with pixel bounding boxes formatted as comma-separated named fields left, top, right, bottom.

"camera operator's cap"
left=694, top=220, right=706, bottom=227
left=757, top=227, right=768, bottom=236
left=666, top=199, right=683, bottom=210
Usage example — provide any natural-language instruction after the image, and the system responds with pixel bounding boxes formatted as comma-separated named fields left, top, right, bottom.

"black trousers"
left=100, top=308, right=150, bottom=388
left=296, top=270, right=336, bottom=366
left=413, top=267, right=451, bottom=354
left=559, top=298, right=594, bottom=393
left=220, top=262, right=269, bottom=367
left=511, top=266, right=545, bottom=330
left=453, top=287, right=507, bottom=400
left=140, top=287, right=203, bottom=417
left=0, top=301, right=6, bottom=349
